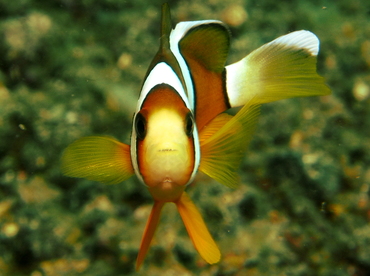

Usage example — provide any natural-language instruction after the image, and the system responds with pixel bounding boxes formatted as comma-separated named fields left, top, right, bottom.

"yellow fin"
left=136, top=201, right=165, bottom=270
left=199, top=102, right=261, bottom=188
left=175, top=192, right=220, bottom=264
left=226, top=30, right=331, bottom=107
left=199, top=113, right=233, bottom=144
left=61, top=136, right=134, bottom=185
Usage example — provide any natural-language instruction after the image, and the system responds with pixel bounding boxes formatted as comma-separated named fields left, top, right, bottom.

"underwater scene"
left=0, top=0, right=370, bottom=275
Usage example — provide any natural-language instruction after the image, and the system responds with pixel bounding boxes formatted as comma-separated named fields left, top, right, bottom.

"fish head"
left=131, top=84, right=198, bottom=201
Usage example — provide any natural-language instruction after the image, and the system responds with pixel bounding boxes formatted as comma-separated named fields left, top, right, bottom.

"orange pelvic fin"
left=136, top=201, right=165, bottom=270
left=175, top=192, right=221, bottom=264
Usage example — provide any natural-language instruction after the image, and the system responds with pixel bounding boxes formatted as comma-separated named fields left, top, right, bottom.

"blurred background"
left=0, top=0, right=370, bottom=275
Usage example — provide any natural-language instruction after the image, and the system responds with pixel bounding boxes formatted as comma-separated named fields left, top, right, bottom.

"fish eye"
left=185, top=112, right=194, bottom=137
left=135, top=113, right=147, bottom=140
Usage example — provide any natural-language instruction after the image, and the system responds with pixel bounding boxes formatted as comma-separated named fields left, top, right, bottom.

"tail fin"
left=226, top=30, right=331, bottom=107
left=136, top=201, right=165, bottom=270
left=175, top=192, right=221, bottom=264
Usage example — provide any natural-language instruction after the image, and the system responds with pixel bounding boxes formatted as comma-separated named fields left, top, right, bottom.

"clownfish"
left=61, top=3, right=330, bottom=270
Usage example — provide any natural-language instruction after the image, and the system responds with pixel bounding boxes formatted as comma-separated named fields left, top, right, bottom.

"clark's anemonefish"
left=61, top=3, right=330, bottom=270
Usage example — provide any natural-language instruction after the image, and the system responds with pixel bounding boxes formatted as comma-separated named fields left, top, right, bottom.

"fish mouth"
left=141, top=141, right=192, bottom=189
left=163, top=177, right=172, bottom=183
left=158, top=148, right=177, bottom=152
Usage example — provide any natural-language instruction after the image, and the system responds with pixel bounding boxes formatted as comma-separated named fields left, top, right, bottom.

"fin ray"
left=61, top=136, right=134, bottom=185
left=198, top=113, right=233, bottom=144
left=199, top=102, right=261, bottom=188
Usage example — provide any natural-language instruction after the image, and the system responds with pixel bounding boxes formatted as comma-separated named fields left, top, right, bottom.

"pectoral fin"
left=226, top=30, right=331, bottom=107
left=61, top=136, right=134, bottom=185
left=176, top=192, right=220, bottom=264
left=199, top=101, right=260, bottom=188
left=198, top=113, right=233, bottom=144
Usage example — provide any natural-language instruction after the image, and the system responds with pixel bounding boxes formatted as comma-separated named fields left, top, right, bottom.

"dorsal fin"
left=141, top=4, right=187, bottom=98
left=178, top=23, right=231, bottom=130
left=179, top=23, right=230, bottom=73
left=160, top=3, right=172, bottom=52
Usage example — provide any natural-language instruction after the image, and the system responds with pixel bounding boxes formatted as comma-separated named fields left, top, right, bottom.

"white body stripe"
left=169, top=20, right=222, bottom=110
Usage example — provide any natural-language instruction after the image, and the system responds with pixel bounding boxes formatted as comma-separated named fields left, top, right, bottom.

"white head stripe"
left=136, top=62, right=191, bottom=111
